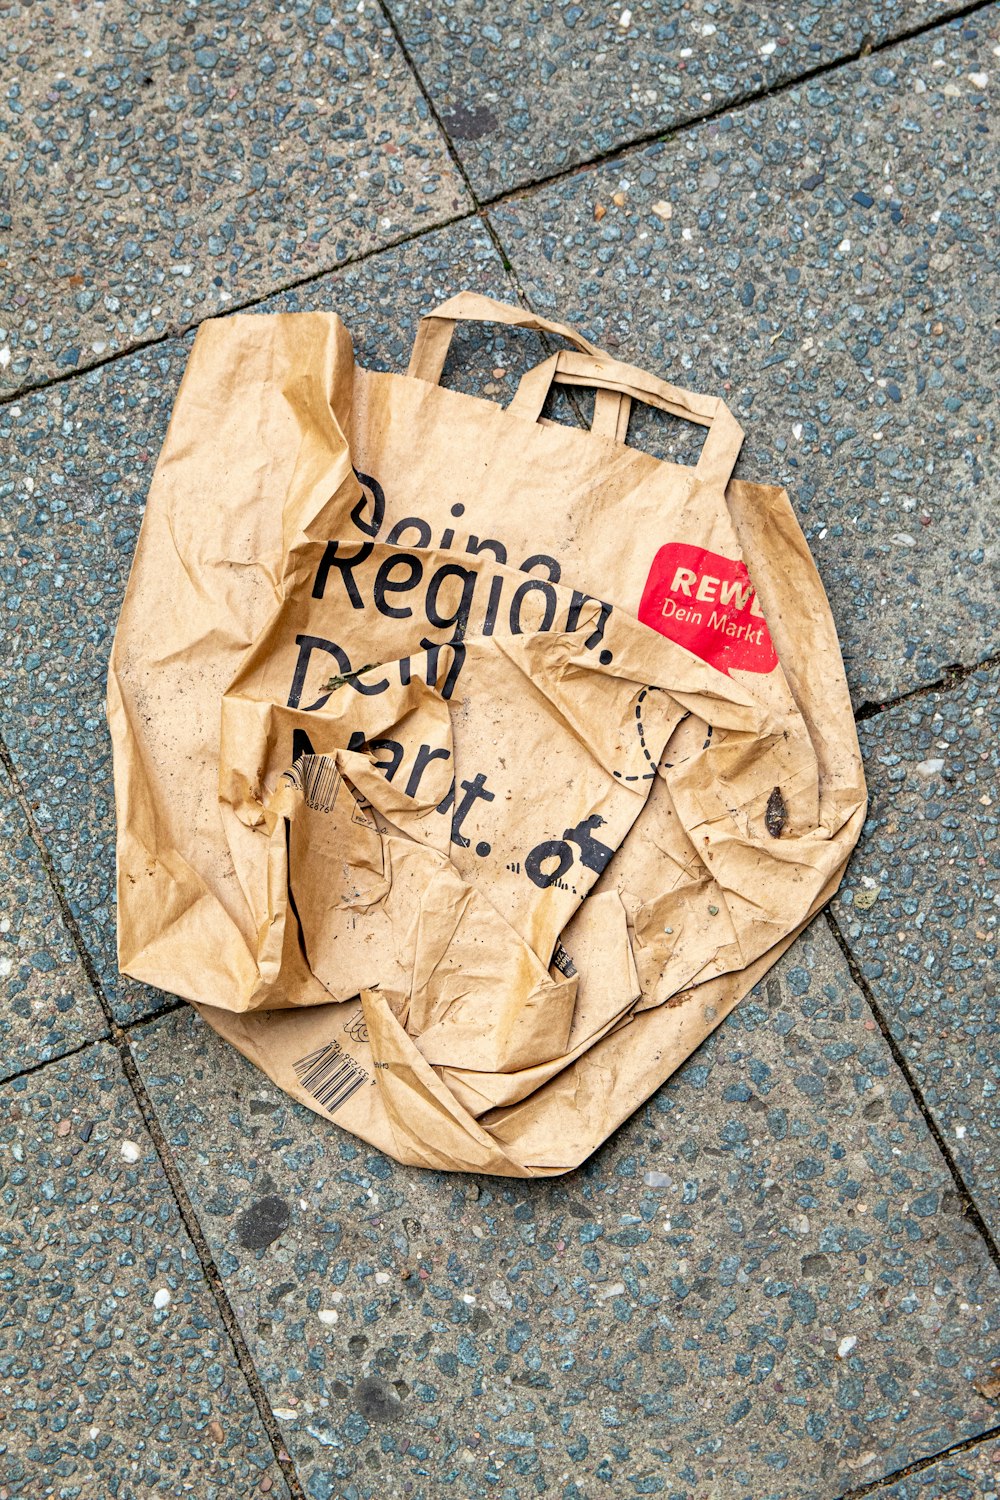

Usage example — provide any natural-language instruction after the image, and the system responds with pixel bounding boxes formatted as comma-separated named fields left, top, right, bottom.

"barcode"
left=552, top=942, right=577, bottom=978
left=285, top=754, right=342, bottom=812
left=293, top=1040, right=368, bottom=1114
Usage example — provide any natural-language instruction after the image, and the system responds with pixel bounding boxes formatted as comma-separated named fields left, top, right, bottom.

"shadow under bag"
left=109, top=293, right=866, bottom=1175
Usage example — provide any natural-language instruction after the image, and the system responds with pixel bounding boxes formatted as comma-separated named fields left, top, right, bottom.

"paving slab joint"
left=377, top=1, right=479, bottom=202
left=374, top=0, right=591, bottom=419
left=0, top=1001, right=186, bottom=1090
left=478, top=0, right=1000, bottom=210
left=825, top=907, right=1000, bottom=1274
left=0, top=731, right=309, bottom=1499
left=835, top=1419, right=1000, bottom=1500
left=115, top=1032, right=309, bottom=1500
left=2, top=1036, right=100, bottom=1085
left=1, top=732, right=114, bottom=1019
left=119, top=995, right=189, bottom=1031
left=0, top=209, right=475, bottom=411
left=2, top=0, right=996, bottom=418
left=854, top=651, right=1000, bottom=724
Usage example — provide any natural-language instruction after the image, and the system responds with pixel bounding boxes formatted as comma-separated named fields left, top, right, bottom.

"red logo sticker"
left=638, top=543, right=777, bottom=676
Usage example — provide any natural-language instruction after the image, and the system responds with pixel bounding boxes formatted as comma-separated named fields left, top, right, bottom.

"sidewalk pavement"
left=1, top=3, right=997, bottom=1497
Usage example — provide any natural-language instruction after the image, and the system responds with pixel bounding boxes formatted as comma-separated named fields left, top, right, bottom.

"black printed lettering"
left=349, top=668, right=390, bottom=698
left=350, top=469, right=385, bottom=539
left=521, top=554, right=561, bottom=584
left=450, top=773, right=495, bottom=849
left=583, top=600, right=613, bottom=650
left=466, top=535, right=507, bottom=566
left=482, top=574, right=504, bottom=637
left=312, top=541, right=374, bottom=606
left=436, top=779, right=455, bottom=818
left=509, top=578, right=557, bottom=635
left=524, top=814, right=615, bottom=890
left=563, top=814, right=615, bottom=876
left=368, top=738, right=403, bottom=780
left=386, top=516, right=432, bottom=548
left=566, top=589, right=612, bottom=650
left=426, top=563, right=476, bottom=639
left=404, top=744, right=451, bottom=799
left=288, top=635, right=388, bottom=711
left=420, top=638, right=466, bottom=701
left=524, top=839, right=573, bottom=889
left=288, top=634, right=348, bottom=711
left=292, top=728, right=317, bottom=761
left=373, top=554, right=423, bottom=619
left=441, top=644, right=466, bottom=702
left=344, top=729, right=401, bottom=780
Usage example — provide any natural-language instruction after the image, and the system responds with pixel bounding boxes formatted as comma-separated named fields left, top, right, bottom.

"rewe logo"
left=638, top=542, right=777, bottom=676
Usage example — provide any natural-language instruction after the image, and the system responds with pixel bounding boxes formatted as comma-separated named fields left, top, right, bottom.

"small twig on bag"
left=321, top=664, right=376, bottom=693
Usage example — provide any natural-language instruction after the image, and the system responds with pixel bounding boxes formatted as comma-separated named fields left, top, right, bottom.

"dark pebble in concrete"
left=386, top=0, right=977, bottom=197
left=0, top=1043, right=288, bottom=1497
left=132, top=922, right=1000, bottom=1500
left=237, top=1194, right=292, bottom=1252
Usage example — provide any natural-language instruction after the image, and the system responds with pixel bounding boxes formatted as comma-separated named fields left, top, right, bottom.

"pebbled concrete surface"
left=833, top=665, right=1000, bottom=1243
left=0, top=219, right=524, bottom=1023
left=489, top=15, right=1000, bottom=705
left=132, top=922, right=1000, bottom=1500
left=0, top=329, right=188, bottom=1027
left=0, top=1042, right=288, bottom=1499
left=385, top=0, right=977, bottom=198
left=0, top=760, right=106, bottom=1079
left=870, top=1436, right=1000, bottom=1498
left=0, top=0, right=468, bottom=398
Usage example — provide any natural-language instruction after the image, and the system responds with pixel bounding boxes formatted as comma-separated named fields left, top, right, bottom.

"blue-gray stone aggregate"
left=0, top=761, right=106, bottom=1078
left=386, top=0, right=980, bottom=198
left=833, top=666, right=1000, bottom=1243
left=0, top=1043, right=288, bottom=1498
left=132, top=923, right=1000, bottom=1500
left=0, top=0, right=467, bottom=397
left=871, top=1437, right=1000, bottom=1499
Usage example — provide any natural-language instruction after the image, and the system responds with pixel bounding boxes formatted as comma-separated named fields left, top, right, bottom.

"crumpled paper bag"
left=109, top=293, right=866, bottom=1175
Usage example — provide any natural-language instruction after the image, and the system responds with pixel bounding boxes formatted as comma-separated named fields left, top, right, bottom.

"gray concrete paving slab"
left=0, top=761, right=106, bottom=1079
left=0, top=220, right=525, bottom=1023
left=131, top=921, right=1000, bottom=1500
left=0, top=329, right=187, bottom=1028
left=0, top=1043, right=288, bottom=1499
left=870, top=1435, right=1000, bottom=1498
left=832, top=664, right=1000, bottom=1245
left=488, top=15, right=1000, bottom=705
left=0, top=0, right=469, bottom=398
left=385, top=0, right=980, bottom=199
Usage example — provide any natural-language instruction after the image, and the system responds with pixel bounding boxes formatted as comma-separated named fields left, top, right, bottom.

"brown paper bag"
left=108, top=293, right=866, bottom=1176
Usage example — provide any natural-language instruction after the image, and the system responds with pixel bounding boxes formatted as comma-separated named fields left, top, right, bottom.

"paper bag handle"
left=406, top=292, right=603, bottom=386
left=509, top=350, right=744, bottom=492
